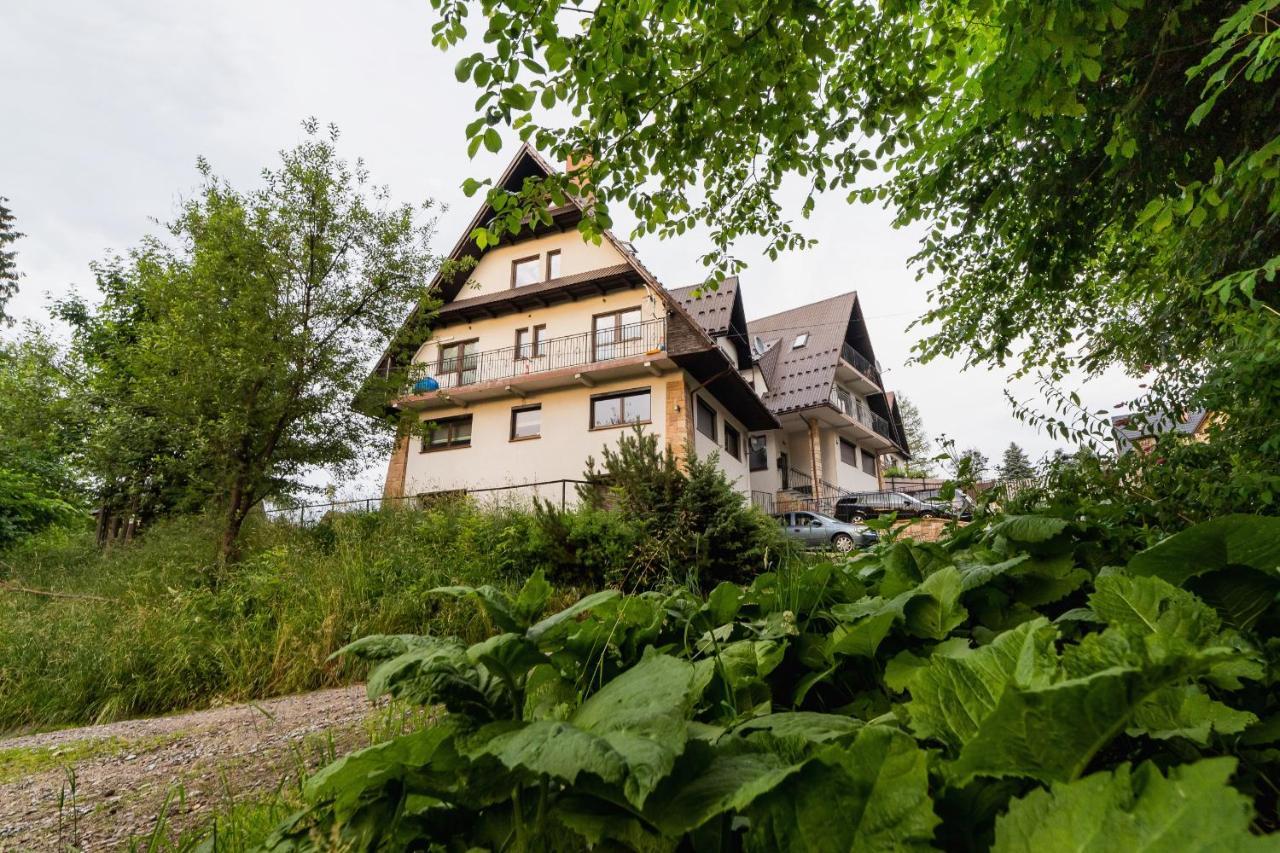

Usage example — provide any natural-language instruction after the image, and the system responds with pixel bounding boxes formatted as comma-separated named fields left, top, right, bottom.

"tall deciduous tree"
left=427, top=0, right=1279, bottom=474
left=0, top=196, right=22, bottom=326
left=953, top=448, right=989, bottom=481
left=895, top=395, right=931, bottom=472
left=997, top=443, right=1036, bottom=481
left=65, top=120, right=439, bottom=562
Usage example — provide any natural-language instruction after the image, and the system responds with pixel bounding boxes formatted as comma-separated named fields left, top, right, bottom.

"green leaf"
left=988, top=515, right=1070, bottom=544
left=1089, top=574, right=1220, bottom=645
left=993, top=759, right=1274, bottom=852
left=572, top=653, right=701, bottom=807
left=902, top=565, right=968, bottom=639
left=304, top=724, right=456, bottom=812
left=483, top=128, right=502, bottom=153
left=527, top=589, right=621, bottom=643
left=732, top=712, right=864, bottom=745
left=430, top=583, right=522, bottom=633
left=744, top=727, right=939, bottom=852
left=947, top=655, right=1213, bottom=786
left=1128, top=515, right=1280, bottom=586
left=1128, top=685, right=1257, bottom=745
left=512, top=568, right=553, bottom=628
left=907, top=618, right=1058, bottom=751
left=645, top=750, right=803, bottom=835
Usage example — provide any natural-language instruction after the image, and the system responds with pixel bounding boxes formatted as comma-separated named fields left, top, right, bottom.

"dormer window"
left=511, top=255, right=542, bottom=288
left=792, top=332, right=809, bottom=349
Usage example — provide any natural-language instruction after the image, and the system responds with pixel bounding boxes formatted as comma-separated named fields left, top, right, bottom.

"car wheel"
left=832, top=533, right=856, bottom=553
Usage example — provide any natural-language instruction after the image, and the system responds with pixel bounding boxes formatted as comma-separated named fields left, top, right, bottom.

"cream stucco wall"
left=403, top=374, right=671, bottom=499
left=458, top=231, right=627, bottom=300
left=689, top=389, right=752, bottom=495
left=830, top=432, right=881, bottom=493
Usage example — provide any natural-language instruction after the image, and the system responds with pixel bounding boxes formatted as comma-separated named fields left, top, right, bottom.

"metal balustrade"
left=828, top=388, right=896, bottom=442
left=406, top=317, right=667, bottom=392
left=840, top=343, right=883, bottom=388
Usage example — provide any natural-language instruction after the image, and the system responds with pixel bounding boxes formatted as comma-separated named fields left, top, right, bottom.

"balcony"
left=837, top=343, right=883, bottom=394
left=829, top=388, right=897, bottom=445
left=399, top=317, right=669, bottom=409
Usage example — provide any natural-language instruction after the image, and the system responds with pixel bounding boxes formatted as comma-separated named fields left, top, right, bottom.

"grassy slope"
left=0, top=505, right=533, bottom=734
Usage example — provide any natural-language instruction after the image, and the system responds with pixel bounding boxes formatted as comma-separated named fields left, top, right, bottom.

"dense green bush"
left=569, top=427, right=789, bottom=590
left=263, top=510, right=1280, bottom=851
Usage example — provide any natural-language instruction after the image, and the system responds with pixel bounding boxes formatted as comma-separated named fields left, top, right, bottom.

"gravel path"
left=0, top=685, right=383, bottom=851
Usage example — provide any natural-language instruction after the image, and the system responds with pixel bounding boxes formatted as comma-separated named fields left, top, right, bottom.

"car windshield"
left=810, top=513, right=842, bottom=525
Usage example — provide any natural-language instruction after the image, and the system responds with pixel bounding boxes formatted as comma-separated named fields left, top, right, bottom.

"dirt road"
left=0, top=685, right=382, bottom=850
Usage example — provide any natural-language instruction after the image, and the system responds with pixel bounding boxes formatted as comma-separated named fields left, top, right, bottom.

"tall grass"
left=0, top=503, right=532, bottom=733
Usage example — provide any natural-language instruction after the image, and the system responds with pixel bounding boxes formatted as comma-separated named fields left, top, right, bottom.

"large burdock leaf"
left=902, top=565, right=968, bottom=639
left=993, top=758, right=1276, bottom=852
left=988, top=514, right=1070, bottom=544
left=946, top=662, right=1198, bottom=786
left=475, top=653, right=700, bottom=809
left=906, top=618, right=1058, bottom=751
left=361, top=636, right=511, bottom=719
left=1127, top=515, right=1280, bottom=586
left=743, top=726, right=939, bottom=852
left=1128, top=685, right=1257, bottom=745
left=644, top=750, right=804, bottom=836
left=1089, top=574, right=1219, bottom=644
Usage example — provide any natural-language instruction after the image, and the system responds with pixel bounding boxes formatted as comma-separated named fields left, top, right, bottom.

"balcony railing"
left=829, top=388, right=896, bottom=442
left=840, top=343, right=883, bottom=388
left=407, top=317, right=667, bottom=392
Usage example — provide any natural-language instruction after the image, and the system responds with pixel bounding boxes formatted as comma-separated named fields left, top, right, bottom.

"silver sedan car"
left=774, top=510, right=879, bottom=553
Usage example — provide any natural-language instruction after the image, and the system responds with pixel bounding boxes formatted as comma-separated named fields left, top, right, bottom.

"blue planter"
left=413, top=376, right=440, bottom=393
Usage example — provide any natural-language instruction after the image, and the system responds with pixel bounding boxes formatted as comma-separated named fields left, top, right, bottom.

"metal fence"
left=262, top=479, right=595, bottom=525
left=406, top=318, right=667, bottom=392
left=840, top=342, right=884, bottom=389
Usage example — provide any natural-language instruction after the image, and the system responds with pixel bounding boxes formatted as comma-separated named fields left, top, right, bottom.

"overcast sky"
left=2, top=0, right=1139, bottom=486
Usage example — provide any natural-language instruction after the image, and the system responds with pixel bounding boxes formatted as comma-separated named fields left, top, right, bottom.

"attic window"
left=792, top=333, right=809, bottom=349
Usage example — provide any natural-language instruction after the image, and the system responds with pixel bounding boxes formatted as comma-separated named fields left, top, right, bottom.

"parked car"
left=833, top=491, right=944, bottom=522
left=774, top=511, right=878, bottom=552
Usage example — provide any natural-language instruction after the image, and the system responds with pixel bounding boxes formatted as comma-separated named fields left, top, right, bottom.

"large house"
left=370, top=146, right=911, bottom=511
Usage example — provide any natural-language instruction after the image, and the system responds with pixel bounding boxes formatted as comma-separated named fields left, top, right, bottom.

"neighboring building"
left=1110, top=409, right=1213, bottom=455
left=368, top=146, right=911, bottom=509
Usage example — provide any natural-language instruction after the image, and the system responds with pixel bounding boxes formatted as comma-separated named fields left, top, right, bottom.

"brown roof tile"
left=669, top=277, right=740, bottom=337
left=747, top=292, right=859, bottom=414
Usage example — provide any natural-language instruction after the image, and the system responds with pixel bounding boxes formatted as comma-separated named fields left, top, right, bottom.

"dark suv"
left=833, top=491, right=941, bottom=522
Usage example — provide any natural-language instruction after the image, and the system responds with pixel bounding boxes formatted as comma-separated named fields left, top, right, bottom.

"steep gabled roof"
left=670, top=277, right=739, bottom=336
left=669, top=276, right=753, bottom=369
left=361, top=145, right=778, bottom=430
left=746, top=292, right=861, bottom=414
left=1110, top=409, right=1210, bottom=453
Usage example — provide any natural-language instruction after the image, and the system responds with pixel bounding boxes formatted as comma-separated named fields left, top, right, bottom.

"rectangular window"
left=590, top=389, right=651, bottom=429
left=421, top=415, right=472, bottom=451
left=834, top=388, right=853, bottom=416
left=511, top=255, right=541, bottom=288
left=531, top=324, right=545, bottom=357
left=840, top=438, right=858, bottom=466
left=438, top=339, right=479, bottom=386
left=592, top=307, right=643, bottom=361
left=695, top=396, right=717, bottom=441
left=515, top=327, right=531, bottom=359
left=724, top=423, right=741, bottom=460
left=748, top=435, right=768, bottom=471
left=862, top=449, right=878, bottom=476
left=546, top=250, right=561, bottom=279
left=510, top=405, right=541, bottom=440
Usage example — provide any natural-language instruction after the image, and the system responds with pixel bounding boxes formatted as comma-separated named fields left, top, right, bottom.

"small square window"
left=511, top=405, right=541, bottom=440
left=792, top=332, right=809, bottom=349
left=590, top=389, right=651, bottom=429
left=695, top=396, right=717, bottom=441
left=512, top=255, right=541, bottom=288
left=421, top=415, right=473, bottom=451
left=862, top=450, right=878, bottom=476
